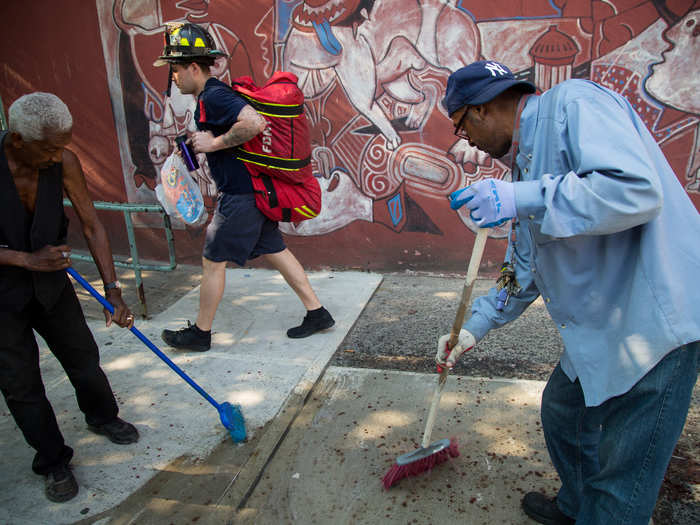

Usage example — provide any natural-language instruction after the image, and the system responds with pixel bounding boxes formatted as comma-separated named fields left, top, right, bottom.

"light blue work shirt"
left=464, top=79, right=700, bottom=407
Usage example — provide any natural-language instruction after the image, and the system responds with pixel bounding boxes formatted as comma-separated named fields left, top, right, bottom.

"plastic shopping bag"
left=155, top=150, right=208, bottom=226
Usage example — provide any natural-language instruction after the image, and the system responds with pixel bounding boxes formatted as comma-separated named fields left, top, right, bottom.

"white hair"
left=8, top=92, right=73, bottom=141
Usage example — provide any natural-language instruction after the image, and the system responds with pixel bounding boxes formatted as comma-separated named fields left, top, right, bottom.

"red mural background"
left=1, top=0, right=698, bottom=273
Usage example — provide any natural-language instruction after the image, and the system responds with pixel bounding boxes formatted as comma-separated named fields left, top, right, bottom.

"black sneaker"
left=45, top=465, right=78, bottom=503
left=88, top=417, right=139, bottom=444
left=161, top=321, right=211, bottom=351
left=521, top=492, right=575, bottom=525
left=287, top=307, right=335, bottom=338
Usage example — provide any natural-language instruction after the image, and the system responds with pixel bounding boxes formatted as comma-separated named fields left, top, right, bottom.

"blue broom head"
left=219, top=402, right=247, bottom=443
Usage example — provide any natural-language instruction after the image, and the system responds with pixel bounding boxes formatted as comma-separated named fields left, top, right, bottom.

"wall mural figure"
left=279, top=0, right=486, bottom=236
left=645, top=8, right=700, bottom=192
left=284, top=0, right=479, bottom=151
left=96, top=0, right=699, bottom=247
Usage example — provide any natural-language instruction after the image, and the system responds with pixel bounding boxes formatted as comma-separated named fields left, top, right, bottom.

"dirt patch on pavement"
left=331, top=273, right=700, bottom=524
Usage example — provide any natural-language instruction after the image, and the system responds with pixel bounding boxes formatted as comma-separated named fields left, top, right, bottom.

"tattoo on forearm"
left=220, top=124, right=256, bottom=147
left=221, top=107, right=266, bottom=147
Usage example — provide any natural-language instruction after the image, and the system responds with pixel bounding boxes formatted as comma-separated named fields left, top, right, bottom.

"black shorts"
left=203, top=193, right=285, bottom=265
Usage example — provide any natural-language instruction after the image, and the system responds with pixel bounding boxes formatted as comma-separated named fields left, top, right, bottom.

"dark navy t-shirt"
left=195, top=77, right=254, bottom=195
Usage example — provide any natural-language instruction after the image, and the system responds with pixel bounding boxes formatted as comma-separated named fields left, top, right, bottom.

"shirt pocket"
left=528, top=222, right=559, bottom=245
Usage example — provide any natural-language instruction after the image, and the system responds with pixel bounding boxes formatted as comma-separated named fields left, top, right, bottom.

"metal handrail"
left=63, top=199, right=177, bottom=318
left=0, top=94, right=7, bottom=130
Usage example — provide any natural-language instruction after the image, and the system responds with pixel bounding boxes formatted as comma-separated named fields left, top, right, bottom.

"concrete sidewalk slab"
left=0, top=269, right=381, bottom=525
left=232, top=367, right=559, bottom=525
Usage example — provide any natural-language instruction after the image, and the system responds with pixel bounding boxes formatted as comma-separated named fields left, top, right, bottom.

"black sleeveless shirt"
left=0, top=131, right=69, bottom=312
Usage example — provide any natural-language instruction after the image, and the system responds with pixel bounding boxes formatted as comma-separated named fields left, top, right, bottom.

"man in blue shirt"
left=154, top=23, right=334, bottom=351
left=438, top=60, right=700, bottom=524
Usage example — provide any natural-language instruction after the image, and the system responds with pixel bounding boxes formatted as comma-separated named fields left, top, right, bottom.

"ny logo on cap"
left=485, top=62, right=509, bottom=77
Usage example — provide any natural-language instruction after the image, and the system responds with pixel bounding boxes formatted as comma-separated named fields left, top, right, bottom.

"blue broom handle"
left=66, top=267, right=221, bottom=410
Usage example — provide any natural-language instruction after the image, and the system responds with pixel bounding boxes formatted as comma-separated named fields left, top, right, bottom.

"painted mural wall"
left=1, top=1, right=699, bottom=271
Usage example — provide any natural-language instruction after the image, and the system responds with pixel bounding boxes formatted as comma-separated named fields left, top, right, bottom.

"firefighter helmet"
left=153, top=22, right=226, bottom=67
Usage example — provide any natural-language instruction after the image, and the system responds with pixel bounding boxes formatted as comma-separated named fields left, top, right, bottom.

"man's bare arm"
left=62, top=149, right=118, bottom=285
left=190, top=105, right=267, bottom=153
left=0, top=245, right=71, bottom=271
left=62, top=149, right=133, bottom=327
left=219, top=105, right=267, bottom=147
left=0, top=247, right=29, bottom=268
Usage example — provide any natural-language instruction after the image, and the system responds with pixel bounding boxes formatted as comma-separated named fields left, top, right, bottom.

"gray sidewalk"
left=231, top=367, right=556, bottom=525
left=0, top=263, right=380, bottom=524
left=0, top=261, right=696, bottom=524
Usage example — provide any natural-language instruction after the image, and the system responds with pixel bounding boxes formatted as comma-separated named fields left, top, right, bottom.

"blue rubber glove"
left=449, top=178, right=516, bottom=228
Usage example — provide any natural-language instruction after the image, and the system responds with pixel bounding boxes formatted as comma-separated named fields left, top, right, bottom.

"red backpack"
left=232, top=72, right=321, bottom=222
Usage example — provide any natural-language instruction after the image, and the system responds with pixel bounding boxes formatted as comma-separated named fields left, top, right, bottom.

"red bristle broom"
left=383, top=227, right=489, bottom=489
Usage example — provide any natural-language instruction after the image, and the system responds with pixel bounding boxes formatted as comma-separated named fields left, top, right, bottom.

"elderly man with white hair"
left=0, top=92, right=138, bottom=503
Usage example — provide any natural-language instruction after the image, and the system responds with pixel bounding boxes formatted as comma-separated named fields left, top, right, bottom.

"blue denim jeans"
left=541, top=341, right=699, bottom=524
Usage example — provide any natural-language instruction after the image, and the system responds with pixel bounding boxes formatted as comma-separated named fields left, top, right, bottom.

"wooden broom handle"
left=422, top=227, right=490, bottom=447
left=447, top=227, right=489, bottom=350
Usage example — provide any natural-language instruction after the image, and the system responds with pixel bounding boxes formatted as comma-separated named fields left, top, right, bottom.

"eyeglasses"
left=453, top=107, right=472, bottom=141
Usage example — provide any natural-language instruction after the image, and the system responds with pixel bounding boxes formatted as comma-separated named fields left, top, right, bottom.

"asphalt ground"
left=12, top=259, right=699, bottom=524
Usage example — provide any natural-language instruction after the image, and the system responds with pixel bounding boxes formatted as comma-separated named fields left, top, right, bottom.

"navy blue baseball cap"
left=442, top=60, right=535, bottom=116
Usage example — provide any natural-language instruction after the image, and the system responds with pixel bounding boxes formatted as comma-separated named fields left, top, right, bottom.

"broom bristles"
left=382, top=437, right=459, bottom=489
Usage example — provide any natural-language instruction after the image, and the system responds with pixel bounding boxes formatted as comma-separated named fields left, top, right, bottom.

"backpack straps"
left=254, top=173, right=292, bottom=222
left=235, top=92, right=304, bottom=118
left=235, top=148, right=310, bottom=171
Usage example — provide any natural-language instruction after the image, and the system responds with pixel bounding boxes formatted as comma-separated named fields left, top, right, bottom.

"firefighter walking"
left=155, top=22, right=334, bottom=352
